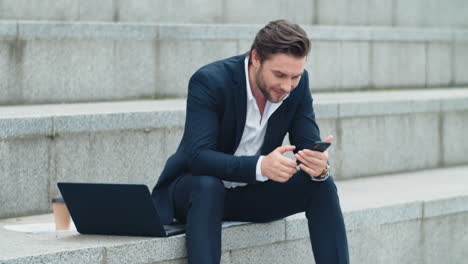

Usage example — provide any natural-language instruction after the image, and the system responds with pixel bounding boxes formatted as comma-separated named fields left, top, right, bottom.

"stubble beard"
left=255, top=66, right=282, bottom=103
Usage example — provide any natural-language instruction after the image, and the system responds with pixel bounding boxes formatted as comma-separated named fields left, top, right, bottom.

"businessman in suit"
left=152, top=20, right=349, bottom=264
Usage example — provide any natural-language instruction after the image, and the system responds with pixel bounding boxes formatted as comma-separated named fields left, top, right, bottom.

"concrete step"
left=0, top=0, right=468, bottom=28
left=1, top=21, right=468, bottom=104
left=1, top=88, right=468, bottom=219
left=1, top=166, right=467, bottom=264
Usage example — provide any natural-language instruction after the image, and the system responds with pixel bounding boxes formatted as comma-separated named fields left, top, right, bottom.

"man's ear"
left=251, top=49, right=261, bottom=67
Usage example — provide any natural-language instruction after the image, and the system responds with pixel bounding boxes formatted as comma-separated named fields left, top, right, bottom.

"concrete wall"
left=1, top=0, right=468, bottom=27
left=1, top=89, right=468, bottom=218
left=0, top=22, right=467, bottom=104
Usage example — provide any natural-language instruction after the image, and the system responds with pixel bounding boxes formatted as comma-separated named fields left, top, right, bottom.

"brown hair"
left=249, top=20, right=311, bottom=64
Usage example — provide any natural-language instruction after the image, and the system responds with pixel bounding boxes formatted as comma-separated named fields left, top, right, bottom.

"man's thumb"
left=277, top=145, right=296, bottom=154
left=323, top=135, right=334, bottom=142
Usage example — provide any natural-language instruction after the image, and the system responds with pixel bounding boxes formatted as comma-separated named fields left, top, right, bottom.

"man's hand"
left=261, top=145, right=298, bottom=183
left=295, top=135, right=333, bottom=177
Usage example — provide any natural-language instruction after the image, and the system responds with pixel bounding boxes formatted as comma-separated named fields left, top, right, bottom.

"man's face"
left=252, top=52, right=306, bottom=103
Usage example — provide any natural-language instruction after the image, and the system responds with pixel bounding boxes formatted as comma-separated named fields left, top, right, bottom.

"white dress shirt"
left=223, top=57, right=288, bottom=188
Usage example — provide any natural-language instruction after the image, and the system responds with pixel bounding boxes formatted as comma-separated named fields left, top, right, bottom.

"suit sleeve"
left=184, top=71, right=259, bottom=184
left=288, top=71, right=322, bottom=152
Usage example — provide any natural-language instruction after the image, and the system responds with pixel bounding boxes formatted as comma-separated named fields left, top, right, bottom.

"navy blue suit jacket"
left=152, top=54, right=322, bottom=224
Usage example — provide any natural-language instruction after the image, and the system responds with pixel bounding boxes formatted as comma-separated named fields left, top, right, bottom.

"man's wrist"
left=311, top=164, right=330, bottom=181
left=255, top=156, right=268, bottom=182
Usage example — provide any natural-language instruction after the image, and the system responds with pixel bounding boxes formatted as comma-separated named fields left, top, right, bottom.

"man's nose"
left=280, top=79, right=293, bottom=92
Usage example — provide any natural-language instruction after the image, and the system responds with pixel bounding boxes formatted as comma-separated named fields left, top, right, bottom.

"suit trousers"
left=171, top=170, right=349, bottom=264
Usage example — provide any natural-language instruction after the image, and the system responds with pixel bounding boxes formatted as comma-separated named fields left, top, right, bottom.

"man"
left=152, top=20, right=349, bottom=264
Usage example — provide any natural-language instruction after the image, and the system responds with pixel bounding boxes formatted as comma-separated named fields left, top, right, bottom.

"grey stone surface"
left=78, top=0, right=114, bottom=21
left=424, top=195, right=468, bottom=218
left=116, top=0, right=222, bottom=23
left=337, top=113, right=440, bottom=179
left=0, top=215, right=140, bottom=261
left=305, top=26, right=373, bottom=41
left=1, top=90, right=468, bottom=218
left=157, top=39, right=237, bottom=97
left=0, top=138, right=50, bottom=219
left=237, top=39, right=254, bottom=55
left=0, top=30, right=18, bottom=105
left=370, top=27, right=453, bottom=42
left=454, top=29, right=468, bottom=42
left=106, top=235, right=186, bottom=264
left=52, top=101, right=186, bottom=133
left=367, top=0, right=393, bottom=26
left=0, top=99, right=187, bottom=135
left=427, top=42, right=453, bottom=86
left=340, top=41, right=370, bottom=90
left=394, top=0, right=427, bottom=27
left=0, top=21, right=17, bottom=37
left=0, top=23, right=466, bottom=104
left=0, top=0, right=467, bottom=27
left=113, top=40, right=158, bottom=99
left=2, top=166, right=468, bottom=263
left=337, top=166, right=468, bottom=214
left=316, top=0, right=392, bottom=26
left=0, top=248, right=104, bottom=264
left=343, top=203, right=422, bottom=230
left=423, top=0, right=450, bottom=28
left=18, top=22, right=158, bottom=39
left=307, top=41, right=341, bottom=91
left=336, top=96, right=441, bottom=117
left=0, top=0, right=79, bottom=21
left=371, top=42, right=426, bottom=88
left=314, top=102, right=339, bottom=119
left=158, top=24, right=258, bottom=40
left=318, top=0, right=369, bottom=26
left=442, top=111, right=468, bottom=166
left=0, top=116, right=52, bottom=139
left=152, top=252, right=231, bottom=264
left=221, top=221, right=285, bottom=251
left=0, top=43, right=13, bottom=104
left=440, top=92, right=468, bottom=111
left=396, top=0, right=468, bottom=28
left=348, top=219, right=423, bottom=264
left=230, top=238, right=314, bottom=264
left=20, top=39, right=114, bottom=103
left=423, top=212, right=468, bottom=264
left=14, top=35, right=156, bottom=104
left=50, top=130, right=169, bottom=199
left=454, top=42, right=468, bottom=85
left=284, top=213, right=309, bottom=241
left=1, top=88, right=468, bottom=137
left=223, top=0, right=315, bottom=24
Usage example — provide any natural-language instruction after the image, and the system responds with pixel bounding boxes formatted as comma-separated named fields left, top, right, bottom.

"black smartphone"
left=308, top=141, right=331, bottom=152
left=296, top=141, right=331, bottom=165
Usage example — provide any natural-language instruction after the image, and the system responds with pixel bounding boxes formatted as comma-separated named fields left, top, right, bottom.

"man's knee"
left=191, top=175, right=225, bottom=198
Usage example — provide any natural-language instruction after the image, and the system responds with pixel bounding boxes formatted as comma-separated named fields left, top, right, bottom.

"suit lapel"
left=232, top=56, right=247, bottom=152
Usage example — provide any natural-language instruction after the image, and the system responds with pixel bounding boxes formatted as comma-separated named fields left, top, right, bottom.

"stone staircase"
left=1, top=0, right=467, bottom=27
left=1, top=0, right=468, bottom=263
left=1, top=22, right=468, bottom=104
left=1, top=166, right=468, bottom=263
